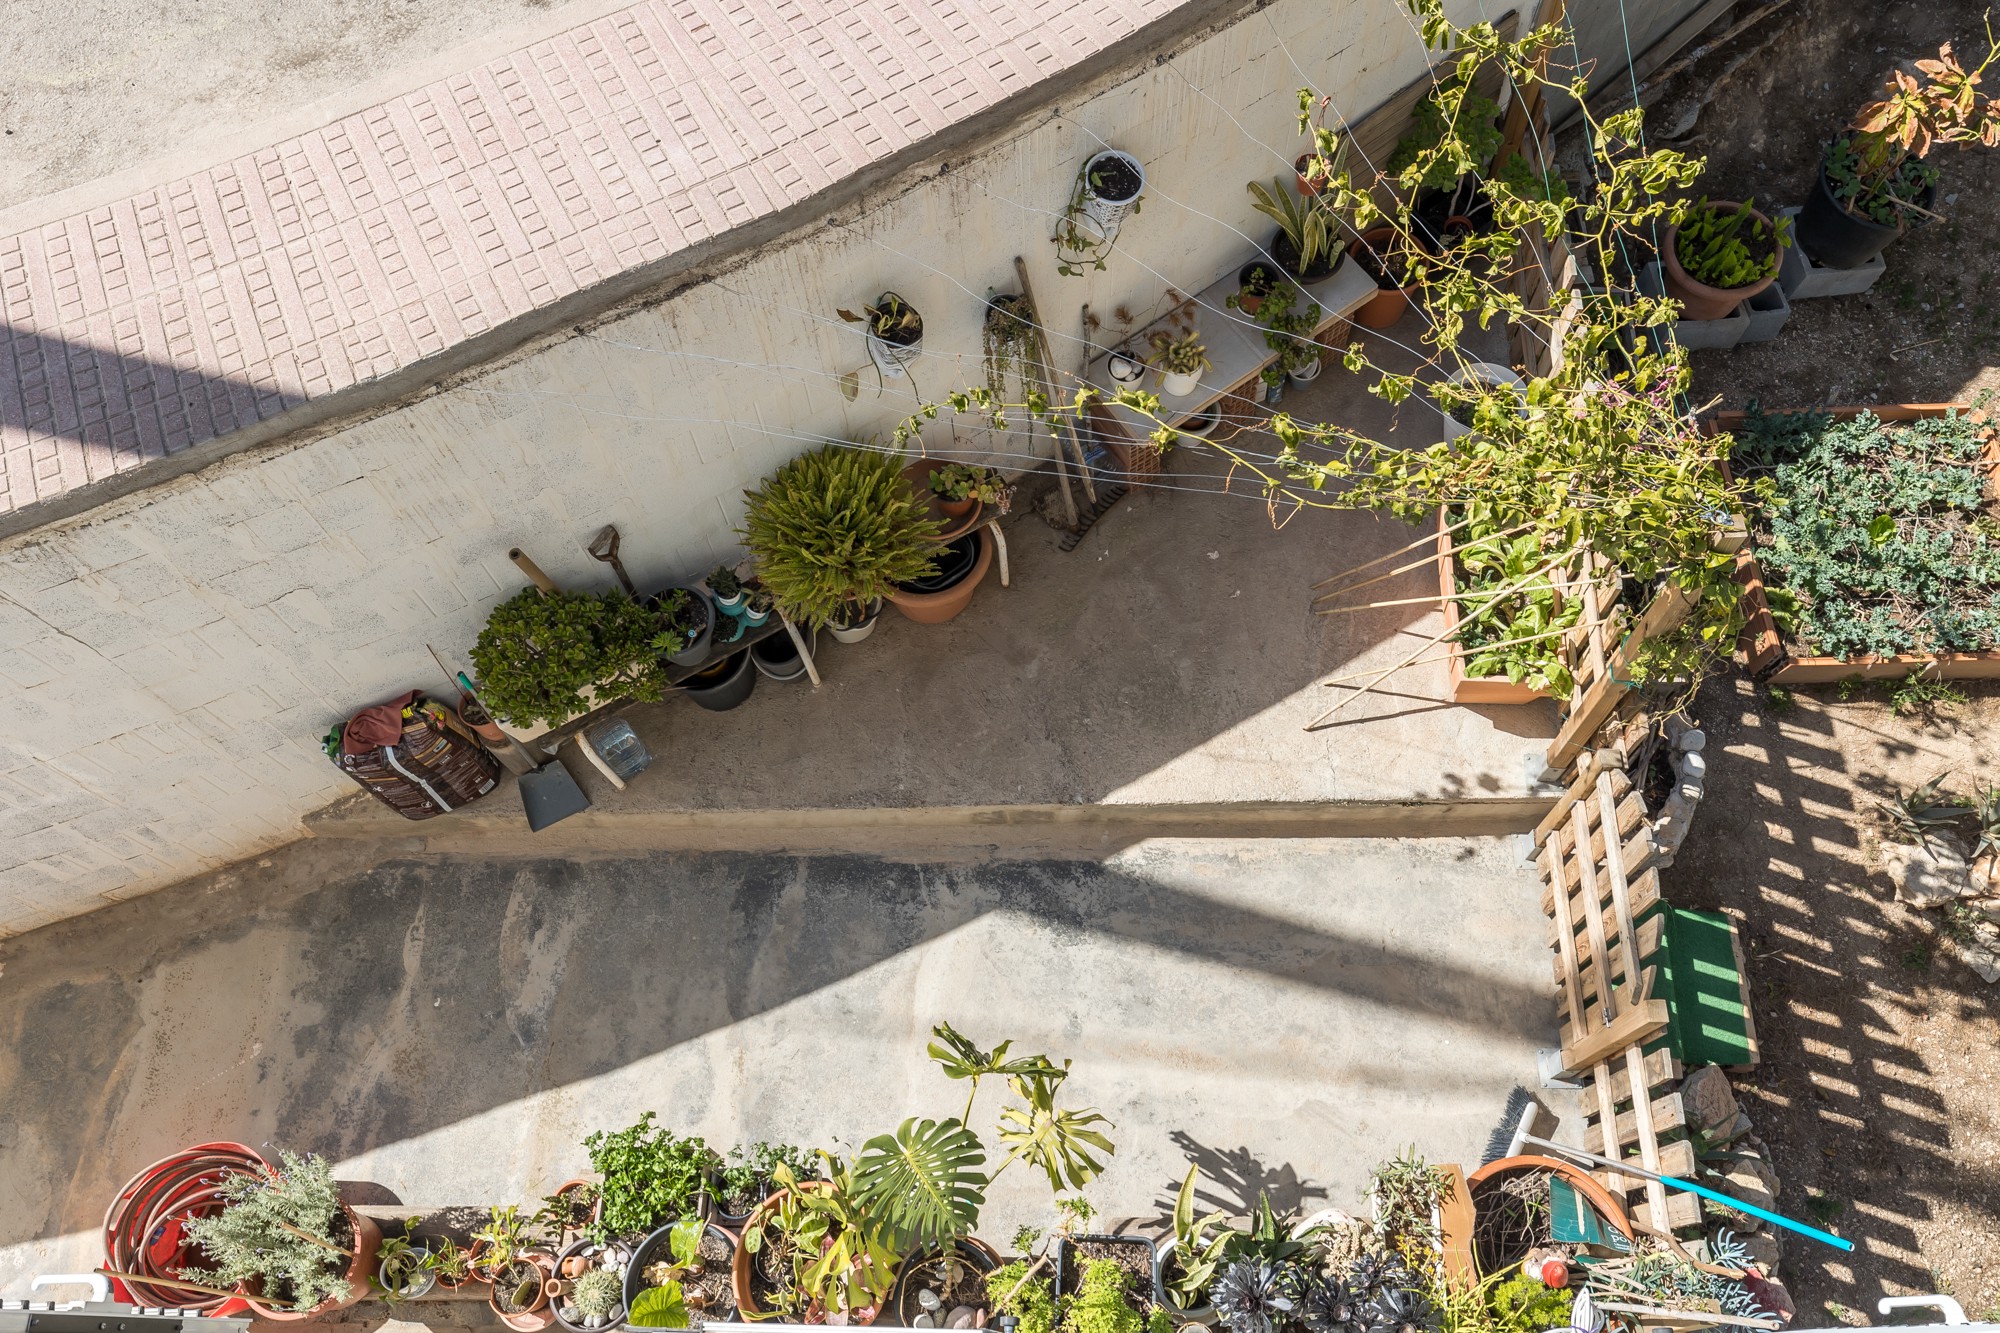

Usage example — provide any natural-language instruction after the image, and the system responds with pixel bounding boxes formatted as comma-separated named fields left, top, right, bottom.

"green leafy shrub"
left=1388, top=91, right=1501, bottom=191
left=181, top=1150, right=352, bottom=1311
left=1488, top=1274, right=1574, bottom=1333
left=471, top=588, right=670, bottom=728
left=1063, top=1260, right=1169, bottom=1333
left=740, top=445, right=941, bottom=628
left=987, top=1261, right=1058, bottom=1333
left=584, top=1112, right=716, bottom=1241
left=1449, top=505, right=1583, bottom=694
left=1493, top=153, right=1570, bottom=204
left=1735, top=408, right=2000, bottom=659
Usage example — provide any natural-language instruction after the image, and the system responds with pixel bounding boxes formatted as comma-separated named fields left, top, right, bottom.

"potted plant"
left=1229, top=262, right=1284, bottom=318
left=735, top=1160, right=901, bottom=1323
left=1438, top=361, right=1526, bottom=442
left=1153, top=1168, right=1230, bottom=1324
left=1147, top=330, right=1212, bottom=398
left=1056, top=151, right=1146, bottom=276
left=583, top=1113, right=717, bottom=1243
left=929, top=463, right=1012, bottom=517
left=742, top=586, right=775, bottom=630
left=549, top=1248, right=630, bottom=1332
left=983, top=293, right=1038, bottom=416
left=532, top=1181, right=602, bottom=1253
left=625, top=1215, right=739, bottom=1327
left=649, top=586, right=714, bottom=666
left=1797, top=36, right=2000, bottom=267
left=840, top=292, right=925, bottom=378
left=1660, top=198, right=1787, bottom=321
left=482, top=1214, right=556, bottom=1333
left=179, top=1150, right=381, bottom=1321
left=1058, top=1256, right=1169, bottom=1330
left=742, top=444, right=941, bottom=641
left=1437, top=501, right=1581, bottom=703
left=706, top=565, right=746, bottom=612
left=1386, top=87, right=1503, bottom=229
left=1248, top=177, right=1343, bottom=281
left=471, top=588, right=677, bottom=729
left=713, top=1142, right=821, bottom=1228
left=680, top=648, right=756, bottom=711
left=374, top=1220, right=437, bottom=1304
left=425, top=1236, right=485, bottom=1294
left=1252, top=285, right=1325, bottom=392
left=1347, top=227, right=1426, bottom=329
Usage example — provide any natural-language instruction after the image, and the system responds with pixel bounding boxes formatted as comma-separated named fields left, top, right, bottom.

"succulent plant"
left=573, top=1268, right=623, bottom=1319
left=1299, top=1276, right=1367, bottom=1333
left=1211, top=1260, right=1298, bottom=1333
left=1365, top=1286, right=1437, bottom=1333
left=1344, top=1255, right=1407, bottom=1300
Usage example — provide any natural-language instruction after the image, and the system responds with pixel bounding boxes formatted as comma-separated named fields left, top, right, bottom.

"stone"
left=1880, top=838, right=1979, bottom=908
left=1968, top=895, right=2000, bottom=925
left=947, top=1306, right=980, bottom=1328
left=1680, top=1065, right=1740, bottom=1135
left=1955, top=921, right=2000, bottom=983
left=1721, top=1158, right=1779, bottom=1213
left=917, top=1290, right=942, bottom=1312
left=912, top=1316, right=936, bottom=1329
left=1724, top=1111, right=1755, bottom=1144
left=1735, top=1230, right=1782, bottom=1275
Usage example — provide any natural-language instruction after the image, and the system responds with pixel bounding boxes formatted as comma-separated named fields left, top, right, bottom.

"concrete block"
left=1739, top=282, right=1791, bottom=344
left=92, top=557, right=186, bottom=605
left=1641, top=262, right=1749, bottom=350
left=1776, top=207, right=1885, bottom=297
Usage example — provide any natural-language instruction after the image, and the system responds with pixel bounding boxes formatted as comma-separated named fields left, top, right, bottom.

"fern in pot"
left=741, top=444, right=941, bottom=644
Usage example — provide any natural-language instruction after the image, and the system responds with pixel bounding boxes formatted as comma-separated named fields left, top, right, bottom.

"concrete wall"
left=0, top=0, right=1501, bottom=937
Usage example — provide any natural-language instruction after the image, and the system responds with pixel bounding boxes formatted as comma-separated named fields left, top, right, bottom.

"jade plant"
left=471, top=588, right=671, bottom=728
left=1252, top=285, right=1325, bottom=388
left=180, top=1150, right=352, bottom=1312
left=1673, top=198, right=1788, bottom=289
left=741, top=444, right=941, bottom=629
left=583, top=1112, right=717, bottom=1242
left=931, top=462, right=1012, bottom=510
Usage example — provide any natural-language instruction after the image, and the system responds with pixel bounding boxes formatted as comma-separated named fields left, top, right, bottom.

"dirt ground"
left=1615, top=0, right=2000, bottom=1319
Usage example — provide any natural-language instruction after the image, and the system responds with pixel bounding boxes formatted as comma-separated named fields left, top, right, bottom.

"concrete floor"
left=0, top=833, right=1559, bottom=1300
left=312, top=339, right=1558, bottom=856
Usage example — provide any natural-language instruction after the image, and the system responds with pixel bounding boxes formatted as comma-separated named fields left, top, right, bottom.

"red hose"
left=102, top=1143, right=269, bottom=1316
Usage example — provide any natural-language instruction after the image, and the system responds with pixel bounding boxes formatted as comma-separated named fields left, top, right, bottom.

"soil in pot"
left=629, top=1222, right=739, bottom=1323
left=491, top=1257, right=550, bottom=1317
left=1352, top=233, right=1419, bottom=291
left=712, top=1175, right=766, bottom=1223
left=1271, top=230, right=1340, bottom=283
left=893, top=1242, right=998, bottom=1325
left=1058, top=1236, right=1156, bottom=1303
left=650, top=589, right=712, bottom=667
left=1237, top=262, right=1281, bottom=316
left=1087, top=155, right=1143, bottom=203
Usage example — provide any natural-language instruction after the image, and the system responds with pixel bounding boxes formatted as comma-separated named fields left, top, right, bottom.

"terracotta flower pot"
left=733, top=1186, right=813, bottom=1319
left=1295, top=152, right=1323, bottom=196
left=888, top=529, right=994, bottom=625
left=1466, top=1154, right=1634, bottom=1274
left=939, top=495, right=976, bottom=518
left=489, top=1251, right=556, bottom=1332
left=1661, top=201, right=1780, bottom=321
left=1349, top=227, right=1417, bottom=329
left=244, top=1204, right=382, bottom=1321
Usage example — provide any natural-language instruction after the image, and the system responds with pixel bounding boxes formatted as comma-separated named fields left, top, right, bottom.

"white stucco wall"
left=0, top=0, right=1496, bottom=936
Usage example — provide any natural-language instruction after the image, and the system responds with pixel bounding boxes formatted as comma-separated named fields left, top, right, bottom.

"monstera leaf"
left=851, top=1117, right=988, bottom=1252
left=996, top=1066, right=1115, bottom=1191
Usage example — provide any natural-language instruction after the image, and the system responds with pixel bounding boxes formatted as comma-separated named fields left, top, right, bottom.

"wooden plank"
left=1588, top=1058, right=1623, bottom=1201
left=1558, top=998, right=1669, bottom=1077
left=1438, top=1164, right=1478, bottom=1284
left=1554, top=911, right=1666, bottom=1000
left=1559, top=964, right=1658, bottom=1051
left=1491, top=0, right=1562, bottom=172
left=1546, top=841, right=1590, bottom=1035
left=1596, top=772, right=1645, bottom=1007
left=1569, top=802, right=1620, bottom=1022
left=1533, top=748, right=1612, bottom=846
left=1629, top=1187, right=1704, bottom=1234
left=1548, top=865, right=1664, bottom=958
left=1582, top=1090, right=1689, bottom=1154
left=1623, top=1046, right=1674, bottom=1226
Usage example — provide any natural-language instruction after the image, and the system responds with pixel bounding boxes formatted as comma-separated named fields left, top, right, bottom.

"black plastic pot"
left=890, top=1239, right=1000, bottom=1325
left=895, top=533, right=980, bottom=596
left=1795, top=152, right=1935, bottom=268
left=1054, top=1234, right=1159, bottom=1304
left=649, top=588, right=713, bottom=667
left=1271, top=228, right=1342, bottom=283
left=624, top=1219, right=740, bottom=1323
left=682, top=649, right=755, bottom=711
left=751, top=627, right=816, bottom=682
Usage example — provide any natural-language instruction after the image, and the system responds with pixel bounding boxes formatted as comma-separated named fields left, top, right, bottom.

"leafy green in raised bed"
left=1733, top=407, right=2000, bottom=659
left=1449, top=513, right=1583, bottom=694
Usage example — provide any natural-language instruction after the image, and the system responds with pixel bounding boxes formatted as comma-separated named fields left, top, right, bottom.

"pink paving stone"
left=0, top=0, right=1175, bottom=518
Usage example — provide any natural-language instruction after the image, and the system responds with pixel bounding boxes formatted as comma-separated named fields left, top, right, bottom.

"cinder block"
left=1776, top=206, right=1885, bottom=298
left=1641, top=262, right=1750, bottom=350
left=1740, top=282, right=1791, bottom=343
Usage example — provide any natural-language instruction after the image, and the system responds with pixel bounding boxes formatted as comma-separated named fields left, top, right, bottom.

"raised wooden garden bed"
left=1436, top=510, right=1558, bottom=705
left=1718, top=404, right=2000, bottom=684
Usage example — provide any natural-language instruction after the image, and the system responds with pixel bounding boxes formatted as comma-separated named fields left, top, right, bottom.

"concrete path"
left=0, top=834, right=1558, bottom=1298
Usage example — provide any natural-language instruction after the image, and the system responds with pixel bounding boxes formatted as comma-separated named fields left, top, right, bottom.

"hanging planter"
left=840, top=292, right=924, bottom=379
left=1056, top=151, right=1145, bottom=275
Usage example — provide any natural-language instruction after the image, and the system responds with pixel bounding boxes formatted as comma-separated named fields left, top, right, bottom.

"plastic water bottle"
left=587, top=720, right=652, bottom=781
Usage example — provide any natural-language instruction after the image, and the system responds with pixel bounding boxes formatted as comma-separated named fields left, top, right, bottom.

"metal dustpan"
left=518, top=756, right=590, bottom=830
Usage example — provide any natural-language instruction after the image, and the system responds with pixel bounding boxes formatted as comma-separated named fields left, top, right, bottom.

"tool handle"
left=1667, top=1176, right=1854, bottom=1252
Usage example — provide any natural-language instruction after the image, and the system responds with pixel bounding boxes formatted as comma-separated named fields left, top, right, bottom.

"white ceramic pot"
left=1287, top=354, right=1323, bottom=384
left=1107, top=351, right=1146, bottom=384
left=1442, top=361, right=1526, bottom=441
left=1151, top=1238, right=1218, bottom=1327
left=1160, top=369, right=1201, bottom=398
left=1080, top=150, right=1146, bottom=232
left=1179, top=407, right=1221, bottom=437
left=828, top=601, right=881, bottom=644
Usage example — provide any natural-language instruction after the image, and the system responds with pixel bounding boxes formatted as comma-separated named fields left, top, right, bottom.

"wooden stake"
left=1315, top=625, right=1573, bottom=686
left=1304, top=554, right=1579, bottom=729
left=95, top=1268, right=276, bottom=1304
left=1309, top=513, right=1492, bottom=590
left=1013, top=257, right=1093, bottom=516
left=1312, top=522, right=1534, bottom=605
left=277, top=1220, right=354, bottom=1258
left=508, top=548, right=559, bottom=593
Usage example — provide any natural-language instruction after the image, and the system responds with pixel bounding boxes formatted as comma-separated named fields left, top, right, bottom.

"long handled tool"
left=1505, top=1109, right=1854, bottom=1252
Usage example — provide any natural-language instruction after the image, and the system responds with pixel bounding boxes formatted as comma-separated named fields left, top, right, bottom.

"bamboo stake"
left=1591, top=1304, right=1779, bottom=1330
left=1315, top=625, right=1573, bottom=686
left=1316, top=585, right=1553, bottom=615
left=1014, top=256, right=1094, bottom=511
left=1304, top=553, right=1580, bottom=729
left=94, top=1268, right=281, bottom=1305
left=1312, top=521, right=1534, bottom=605
left=1308, top=513, right=1491, bottom=590
left=277, top=1220, right=354, bottom=1258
